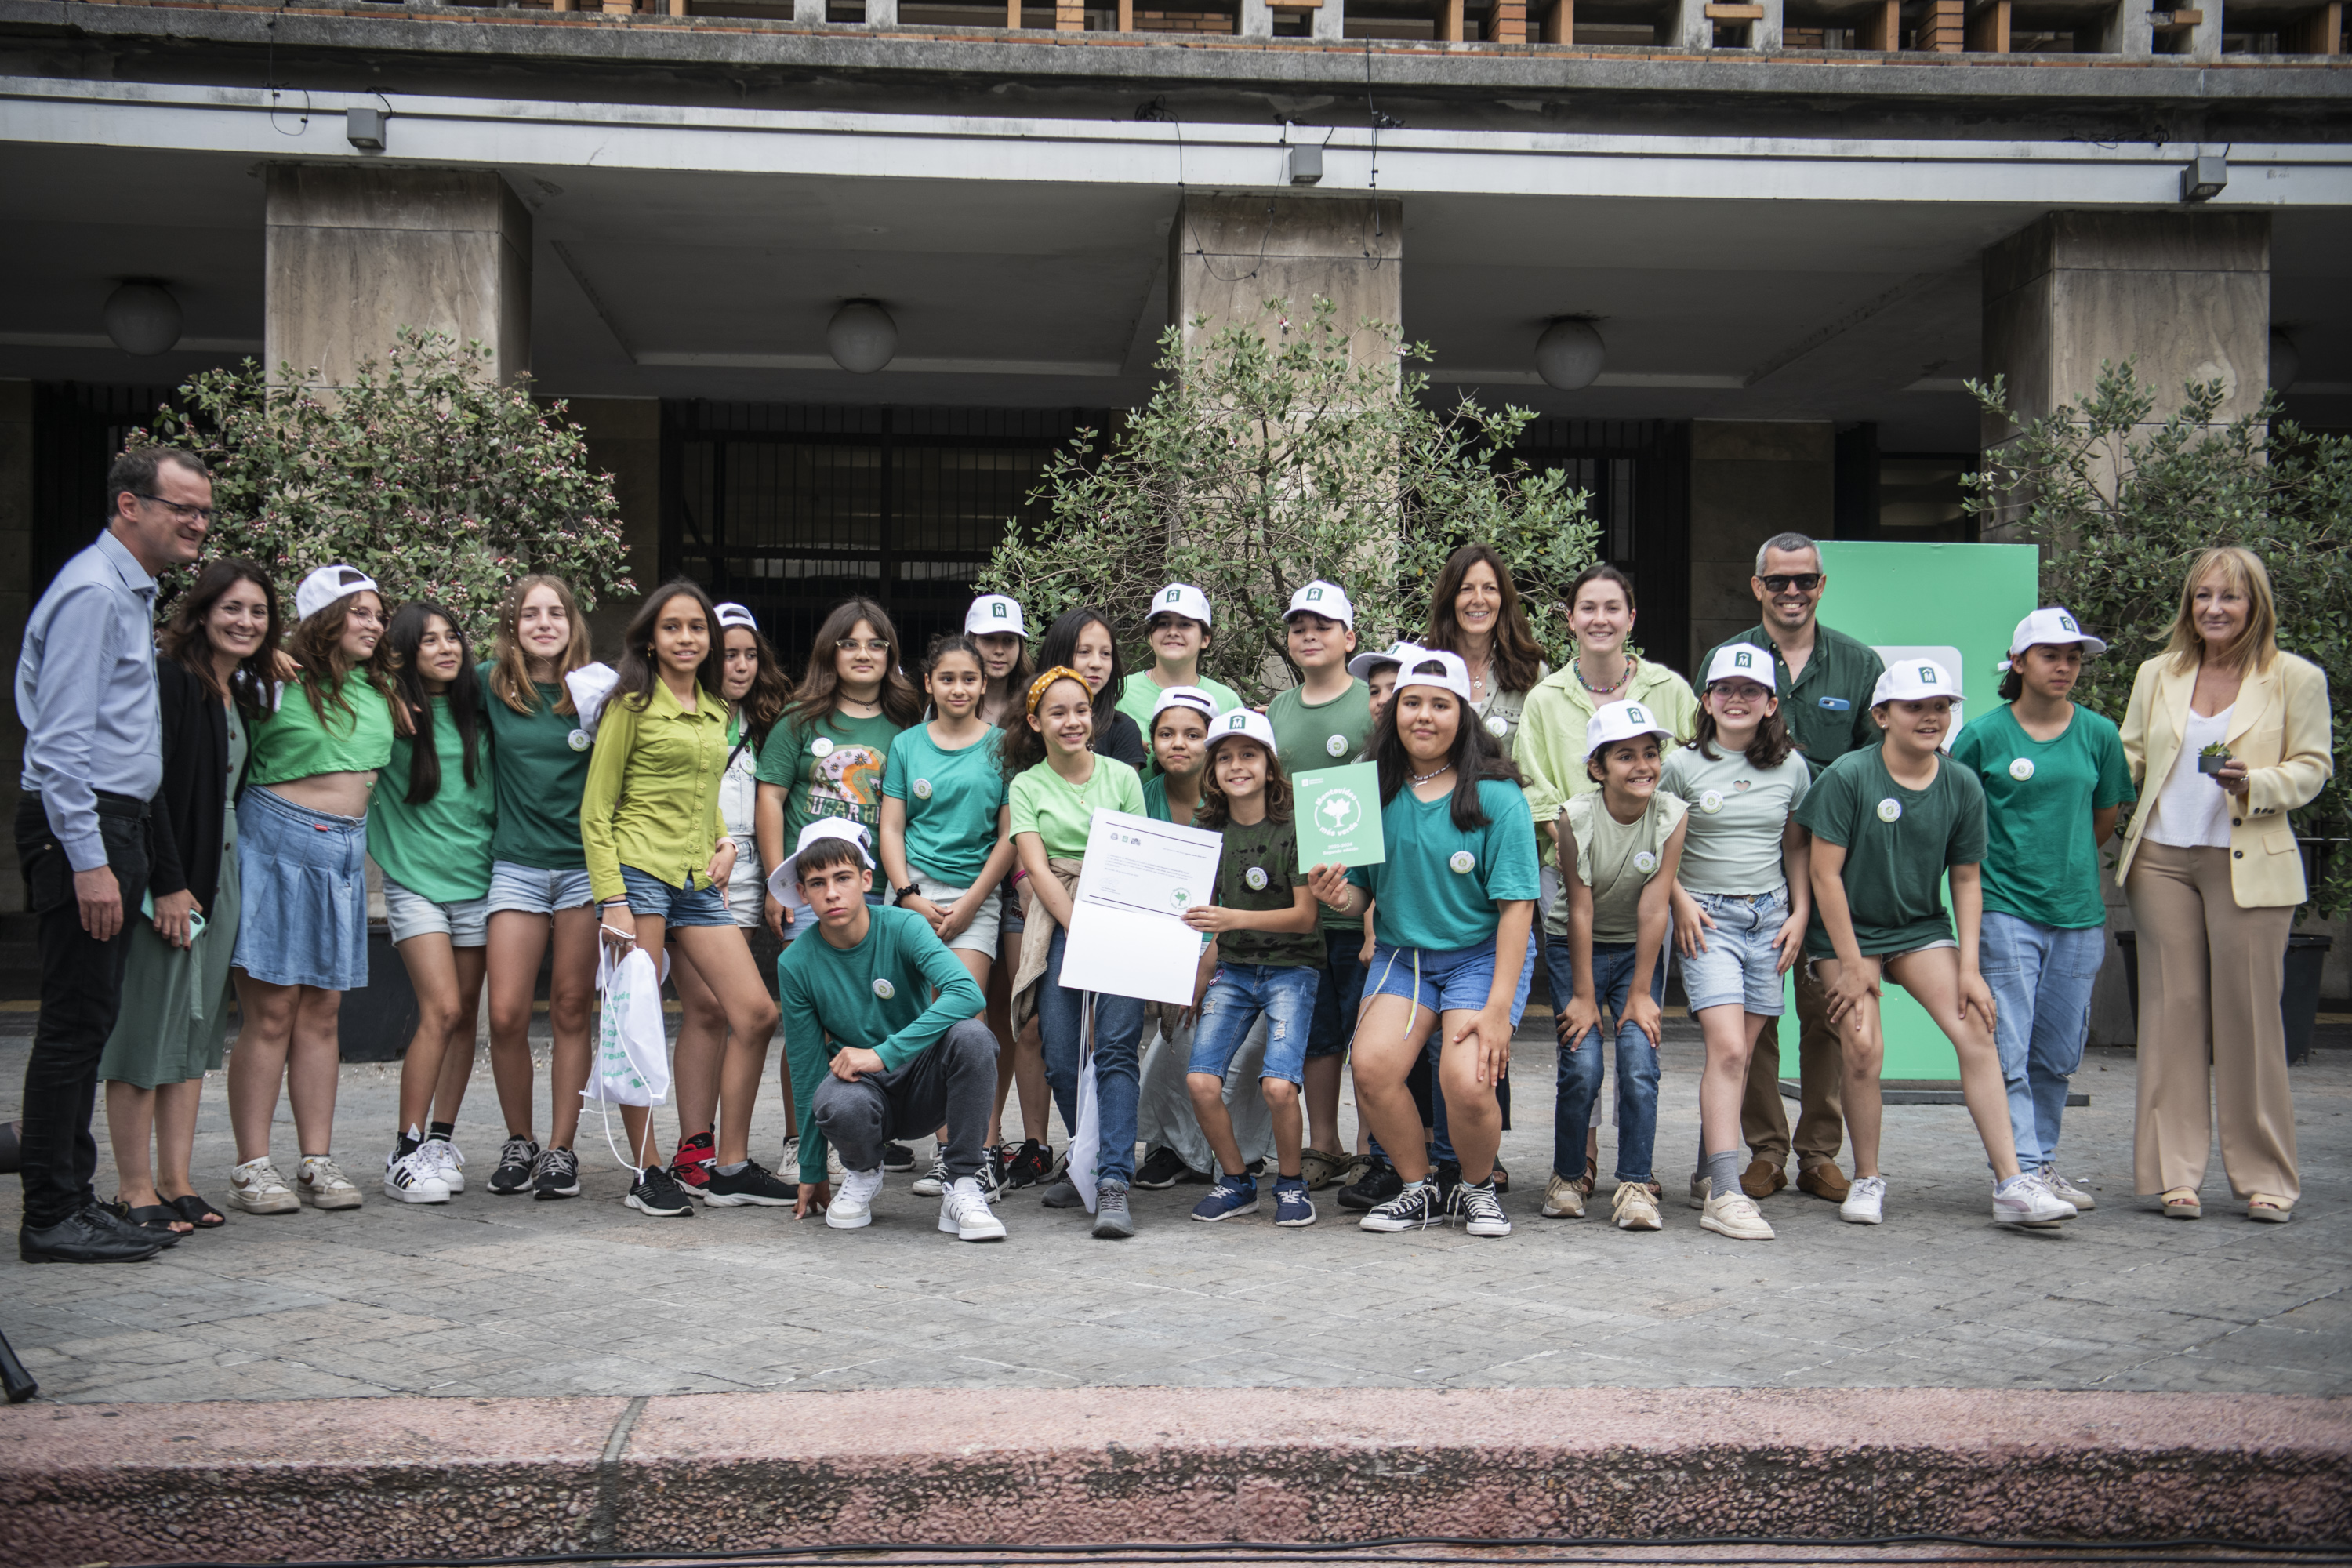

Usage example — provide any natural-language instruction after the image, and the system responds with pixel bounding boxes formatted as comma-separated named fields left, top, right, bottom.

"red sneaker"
left=670, top=1131, right=716, bottom=1197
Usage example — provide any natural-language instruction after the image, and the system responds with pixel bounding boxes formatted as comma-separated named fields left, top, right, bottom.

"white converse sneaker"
left=423, top=1138, right=465, bottom=1194
left=383, top=1145, right=453, bottom=1205
left=298, top=1155, right=363, bottom=1210
left=1994, top=1171, right=2077, bottom=1228
left=938, top=1175, right=1007, bottom=1241
left=1840, top=1174, right=1887, bottom=1225
left=826, top=1167, right=885, bottom=1230
left=229, top=1156, right=299, bottom=1215
left=1700, top=1188, right=1775, bottom=1240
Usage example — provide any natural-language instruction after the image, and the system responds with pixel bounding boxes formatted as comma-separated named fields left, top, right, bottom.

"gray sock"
left=1704, top=1149, right=1742, bottom=1198
left=716, top=1161, right=749, bottom=1177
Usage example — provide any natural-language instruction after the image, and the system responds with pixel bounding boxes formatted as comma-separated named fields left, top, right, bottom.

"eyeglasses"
left=1759, top=573, right=1822, bottom=593
left=134, top=493, right=215, bottom=524
left=834, top=637, right=891, bottom=654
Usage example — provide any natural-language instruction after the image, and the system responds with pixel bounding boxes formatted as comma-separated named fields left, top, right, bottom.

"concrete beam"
left=1170, top=194, right=1403, bottom=367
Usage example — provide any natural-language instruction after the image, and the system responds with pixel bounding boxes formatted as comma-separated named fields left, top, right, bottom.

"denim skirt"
left=230, top=786, right=370, bottom=991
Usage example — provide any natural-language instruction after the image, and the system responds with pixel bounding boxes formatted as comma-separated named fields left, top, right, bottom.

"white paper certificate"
left=1057, top=809, right=1225, bottom=1007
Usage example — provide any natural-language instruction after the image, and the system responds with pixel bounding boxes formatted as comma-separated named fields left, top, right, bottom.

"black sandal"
left=106, top=1199, right=191, bottom=1241
left=168, top=1192, right=227, bottom=1229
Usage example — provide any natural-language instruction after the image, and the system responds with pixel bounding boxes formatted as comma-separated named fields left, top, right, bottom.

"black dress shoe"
left=20, top=1210, right=162, bottom=1264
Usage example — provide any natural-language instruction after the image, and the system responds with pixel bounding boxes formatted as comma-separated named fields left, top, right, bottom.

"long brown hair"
left=385, top=601, right=487, bottom=805
left=1424, top=543, right=1546, bottom=695
left=161, top=557, right=278, bottom=725
left=782, top=597, right=924, bottom=733
left=1692, top=687, right=1796, bottom=771
left=289, top=576, right=390, bottom=729
left=615, top=580, right=724, bottom=713
left=1196, top=734, right=1294, bottom=830
left=2162, top=546, right=2279, bottom=677
left=1368, top=659, right=1521, bottom=830
left=489, top=574, right=593, bottom=717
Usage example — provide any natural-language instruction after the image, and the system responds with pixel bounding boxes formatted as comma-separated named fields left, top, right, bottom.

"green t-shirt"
left=1795, top=745, right=1988, bottom=960
left=1267, top=677, right=1374, bottom=932
left=370, top=696, right=497, bottom=903
left=881, top=724, right=1007, bottom=889
left=1659, top=742, right=1813, bottom=897
left=1141, top=773, right=1207, bottom=826
left=1008, top=755, right=1147, bottom=859
left=756, top=710, right=905, bottom=845
left=1949, top=704, right=2135, bottom=931
left=1559, top=789, right=1685, bottom=944
left=1116, top=669, right=1243, bottom=773
left=1346, top=778, right=1540, bottom=953
left=776, top=906, right=987, bottom=1185
left=245, top=677, right=395, bottom=790
left=480, top=669, right=592, bottom=871
left=1702, top=623, right=1886, bottom=778
left=1209, top=813, right=1322, bottom=968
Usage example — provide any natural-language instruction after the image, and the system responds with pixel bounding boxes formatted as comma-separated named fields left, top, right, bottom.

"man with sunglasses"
left=14, top=448, right=211, bottom=1262
left=1700, top=532, right=1886, bottom=1210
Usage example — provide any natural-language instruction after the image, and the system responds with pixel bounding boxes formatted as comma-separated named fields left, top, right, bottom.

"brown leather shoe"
left=1798, top=1161, right=1852, bottom=1202
left=1740, top=1159, right=1786, bottom=1200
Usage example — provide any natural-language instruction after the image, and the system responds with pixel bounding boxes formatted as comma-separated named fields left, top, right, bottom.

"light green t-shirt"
left=1796, top=745, right=1988, bottom=960
left=245, top=677, right=395, bottom=789
left=1008, top=755, right=1147, bottom=859
left=1345, top=778, right=1541, bottom=953
left=881, top=724, right=1007, bottom=889
left=1658, top=742, right=1813, bottom=898
left=1116, top=670, right=1243, bottom=768
left=370, top=695, right=497, bottom=904
left=1949, top=704, right=2135, bottom=931
left=1558, top=789, right=1685, bottom=944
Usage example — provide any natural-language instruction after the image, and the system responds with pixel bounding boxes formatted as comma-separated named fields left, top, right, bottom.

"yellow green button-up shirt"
left=580, top=679, right=730, bottom=905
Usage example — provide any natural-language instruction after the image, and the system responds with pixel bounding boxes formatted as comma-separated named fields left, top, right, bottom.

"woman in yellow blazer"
left=2117, top=546, right=2332, bottom=1223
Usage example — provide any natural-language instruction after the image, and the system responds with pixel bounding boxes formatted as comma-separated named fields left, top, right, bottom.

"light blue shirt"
left=16, top=530, right=162, bottom=870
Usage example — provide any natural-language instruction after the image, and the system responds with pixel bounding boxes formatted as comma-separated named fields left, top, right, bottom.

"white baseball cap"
left=1584, top=699, right=1677, bottom=760
left=1149, top=685, right=1218, bottom=728
left=714, top=602, right=759, bottom=633
left=1703, top=642, right=1776, bottom=690
left=1873, top=657, right=1962, bottom=706
left=771, top=818, right=876, bottom=901
left=1284, top=580, right=1355, bottom=630
left=1393, top=648, right=1475, bottom=705
left=1348, top=640, right=1425, bottom=681
left=294, top=564, right=380, bottom=622
left=965, top=594, right=1026, bottom=637
left=1205, top=706, right=1279, bottom=757
left=2000, top=606, right=2107, bottom=671
left=1146, top=583, right=1213, bottom=628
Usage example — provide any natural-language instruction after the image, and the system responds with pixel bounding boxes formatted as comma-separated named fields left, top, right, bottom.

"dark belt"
left=27, top=789, right=151, bottom=821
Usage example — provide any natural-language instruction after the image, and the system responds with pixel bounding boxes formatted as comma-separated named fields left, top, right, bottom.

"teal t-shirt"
left=1949, top=704, right=2134, bottom=931
left=371, top=695, right=497, bottom=903
left=1347, top=778, right=1540, bottom=952
left=1796, top=745, right=1988, bottom=960
left=1008, top=756, right=1147, bottom=859
left=881, top=724, right=1007, bottom=888
left=1141, top=773, right=1205, bottom=826
left=479, top=667, right=591, bottom=871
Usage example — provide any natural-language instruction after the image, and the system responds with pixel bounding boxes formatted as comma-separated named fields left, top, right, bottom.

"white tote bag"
left=1065, top=998, right=1102, bottom=1213
left=586, top=943, right=672, bottom=1171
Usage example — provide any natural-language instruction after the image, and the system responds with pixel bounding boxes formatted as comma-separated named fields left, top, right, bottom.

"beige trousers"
left=2125, top=841, right=2299, bottom=1203
left=1740, top=962, right=1846, bottom=1171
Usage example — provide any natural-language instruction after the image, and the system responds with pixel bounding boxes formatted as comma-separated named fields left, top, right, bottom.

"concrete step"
left=5, top=1388, right=2347, bottom=1564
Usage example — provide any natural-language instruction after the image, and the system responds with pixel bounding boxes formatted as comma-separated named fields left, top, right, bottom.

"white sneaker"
left=424, top=1137, right=465, bottom=1194
left=298, top=1154, right=364, bottom=1210
left=1841, top=1174, right=1887, bottom=1225
left=1700, top=1188, right=1775, bottom=1240
left=1688, top=1174, right=1711, bottom=1211
left=826, top=1166, right=884, bottom=1230
left=780, top=1134, right=801, bottom=1177
left=1994, top=1172, right=2077, bottom=1228
left=826, top=1145, right=846, bottom=1182
left=1611, top=1182, right=1664, bottom=1232
left=938, top=1175, right=1007, bottom=1241
left=911, top=1154, right=948, bottom=1198
left=229, top=1156, right=299, bottom=1215
left=383, top=1145, right=453, bottom=1204
left=2040, top=1164, right=2096, bottom=1211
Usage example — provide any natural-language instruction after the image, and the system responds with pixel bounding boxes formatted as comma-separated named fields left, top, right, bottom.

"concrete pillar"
left=1169, top=194, right=1403, bottom=367
left=1684, top=420, right=1835, bottom=671
left=1668, top=0, right=1780, bottom=48
left=0, top=379, right=30, bottom=910
left=265, top=165, right=531, bottom=389
left=1979, top=211, right=2270, bottom=535
left=555, top=397, right=662, bottom=656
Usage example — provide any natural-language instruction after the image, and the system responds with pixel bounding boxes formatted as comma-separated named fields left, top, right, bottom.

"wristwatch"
left=895, top=884, right=923, bottom=906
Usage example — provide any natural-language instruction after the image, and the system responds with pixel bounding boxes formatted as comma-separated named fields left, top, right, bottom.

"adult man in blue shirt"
left=14, top=447, right=211, bottom=1263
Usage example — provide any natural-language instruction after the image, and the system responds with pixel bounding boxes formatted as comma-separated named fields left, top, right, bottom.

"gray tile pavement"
left=2, top=1018, right=2346, bottom=1403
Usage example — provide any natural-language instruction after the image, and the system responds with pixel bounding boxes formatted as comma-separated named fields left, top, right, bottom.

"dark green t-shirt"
left=1267, top=677, right=1374, bottom=935
left=755, top=710, right=906, bottom=845
left=372, top=696, right=497, bottom=902
left=479, top=666, right=592, bottom=870
left=1796, top=745, right=1988, bottom=960
left=1211, top=814, right=1322, bottom=969
left=1949, top=704, right=2134, bottom=931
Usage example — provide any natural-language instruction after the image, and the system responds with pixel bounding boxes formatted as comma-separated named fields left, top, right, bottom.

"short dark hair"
left=107, top=447, right=209, bottom=524
left=794, top=834, right=869, bottom=885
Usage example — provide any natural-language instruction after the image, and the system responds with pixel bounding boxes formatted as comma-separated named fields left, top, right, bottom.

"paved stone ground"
left=2, top=1016, right=2346, bottom=1404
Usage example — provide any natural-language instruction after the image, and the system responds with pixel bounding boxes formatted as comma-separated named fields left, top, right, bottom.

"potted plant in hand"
left=2198, top=742, right=2234, bottom=776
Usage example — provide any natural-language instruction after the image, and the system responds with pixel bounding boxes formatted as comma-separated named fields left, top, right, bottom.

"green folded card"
left=1292, top=762, right=1385, bottom=872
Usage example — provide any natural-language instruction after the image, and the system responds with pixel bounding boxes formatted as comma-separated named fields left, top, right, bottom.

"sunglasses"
left=1760, top=573, right=1822, bottom=593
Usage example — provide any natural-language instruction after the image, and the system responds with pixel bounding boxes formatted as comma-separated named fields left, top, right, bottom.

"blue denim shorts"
left=1363, top=931, right=1537, bottom=1028
left=1679, top=887, right=1791, bottom=1016
left=230, top=786, right=368, bottom=991
left=486, top=860, right=596, bottom=918
left=1189, top=963, right=1321, bottom=1087
left=619, top=864, right=732, bottom=927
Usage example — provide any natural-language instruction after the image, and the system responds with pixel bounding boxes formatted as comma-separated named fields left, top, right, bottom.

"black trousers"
left=15, top=793, right=151, bottom=1229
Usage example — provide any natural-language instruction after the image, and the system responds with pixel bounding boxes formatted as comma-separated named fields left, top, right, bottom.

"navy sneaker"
left=1272, top=1176, right=1316, bottom=1228
left=1189, top=1174, right=1258, bottom=1222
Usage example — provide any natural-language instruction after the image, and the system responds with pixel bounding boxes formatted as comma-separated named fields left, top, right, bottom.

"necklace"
left=1408, top=763, right=1454, bottom=786
left=1573, top=653, right=1636, bottom=698
left=839, top=694, right=882, bottom=717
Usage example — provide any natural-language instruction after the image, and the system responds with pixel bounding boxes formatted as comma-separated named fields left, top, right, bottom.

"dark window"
left=1504, top=419, right=1693, bottom=678
left=31, top=382, right=181, bottom=601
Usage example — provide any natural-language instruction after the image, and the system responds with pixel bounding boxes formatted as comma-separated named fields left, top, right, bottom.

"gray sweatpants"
left=811, top=1018, right=997, bottom=1182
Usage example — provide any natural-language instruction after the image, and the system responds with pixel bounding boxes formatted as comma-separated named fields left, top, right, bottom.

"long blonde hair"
left=489, top=574, right=594, bottom=717
left=2163, top=546, right=2278, bottom=676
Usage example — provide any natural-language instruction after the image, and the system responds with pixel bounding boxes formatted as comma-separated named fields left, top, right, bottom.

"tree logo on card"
left=913, top=779, right=934, bottom=799
left=1326, top=734, right=1348, bottom=757
left=1316, top=789, right=1363, bottom=838
left=872, top=978, right=895, bottom=1000
left=2009, top=758, right=2035, bottom=782
left=1170, top=887, right=1192, bottom=909
left=1449, top=850, right=1476, bottom=874
left=1245, top=866, right=1269, bottom=891
left=1877, top=798, right=1904, bottom=822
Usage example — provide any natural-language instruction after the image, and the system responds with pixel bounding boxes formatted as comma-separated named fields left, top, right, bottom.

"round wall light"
left=827, top=299, right=898, bottom=375
left=104, top=281, right=183, bottom=357
left=2269, top=329, right=2299, bottom=393
left=1534, top=318, right=1604, bottom=391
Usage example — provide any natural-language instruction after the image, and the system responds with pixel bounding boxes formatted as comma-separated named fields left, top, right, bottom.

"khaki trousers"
left=2125, top=841, right=2300, bottom=1202
left=1740, top=960, right=1846, bottom=1171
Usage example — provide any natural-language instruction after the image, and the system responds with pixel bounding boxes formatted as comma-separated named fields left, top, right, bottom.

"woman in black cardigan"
left=97, top=560, right=279, bottom=1236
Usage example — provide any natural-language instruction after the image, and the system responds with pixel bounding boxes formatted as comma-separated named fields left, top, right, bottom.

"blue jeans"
left=1542, top=929, right=1668, bottom=1185
left=1980, top=910, right=2103, bottom=1170
left=1191, top=964, right=1320, bottom=1086
left=1037, top=924, right=1146, bottom=1185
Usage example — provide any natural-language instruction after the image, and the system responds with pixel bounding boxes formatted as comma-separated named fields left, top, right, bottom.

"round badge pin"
left=1877, top=798, right=1904, bottom=823
left=1483, top=714, right=1509, bottom=739
left=1245, top=866, right=1269, bottom=891
left=2009, top=757, right=2036, bottom=782
left=1449, top=850, right=1476, bottom=874
left=811, top=736, right=835, bottom=759
left=1700, top=789, right=1725, bottom=814
left=1634, top=851, right=1657, bottom=874
left=1326, top=734, right=1348, bottom=757
left=913, top=779, right=934, bottom=800
left=872, top=978, right=895, bottom=1000
left=567, top=728, right=591, bottom=752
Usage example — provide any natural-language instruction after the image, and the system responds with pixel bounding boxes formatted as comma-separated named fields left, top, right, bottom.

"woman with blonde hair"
left=2116, top=546, right=2332, bottom=1223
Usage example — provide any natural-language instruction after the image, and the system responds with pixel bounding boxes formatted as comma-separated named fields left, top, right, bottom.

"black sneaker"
left=626, top=1164, right=695, bottom=1218
left=488, top=1137, right=540, bottom=1196
left=1359, top=1180, right=1443, bottom=1232
left=1001, top=1140, right=1053, bottom=1190
left=703, top=1160, right=797, bottom=1207
left=1433, top=1161, right=1465, bottom=1203
left=1446, top=1178, right=1512, bottom=1237
left=1134, top=1146, right=1192, bottom=1190
left=1338, top=1158, right=1402, bottom=1212
left=533, top=1145, right=581, bottom=1200
left=880, top=1141, right=916, bottom=1173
